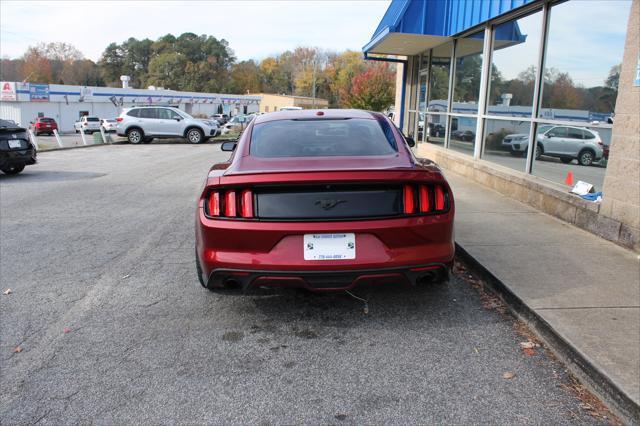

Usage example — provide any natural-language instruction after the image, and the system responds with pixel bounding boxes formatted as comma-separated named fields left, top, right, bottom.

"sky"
left=0, top=0, right=392, bottom=61
left=490, top=0, right=631, bottom=86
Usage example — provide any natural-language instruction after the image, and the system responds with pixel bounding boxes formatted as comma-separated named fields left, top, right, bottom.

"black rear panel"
left=255, top=184, right=402, bottom=220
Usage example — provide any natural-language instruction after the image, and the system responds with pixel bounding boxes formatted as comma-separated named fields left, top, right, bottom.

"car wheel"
left=535, top=144, right=543, bottom=160
left=560, top=158, right=573, bottom=164
left=127, top=128, right=144, bottom=144
left=578, top=150, right=594, bottom=166
left=186, top=128, right=204, bottom=144
left=1, top=165, right=25, bottom=175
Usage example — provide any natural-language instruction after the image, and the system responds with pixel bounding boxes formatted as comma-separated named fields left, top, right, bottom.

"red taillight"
left=403, top=185, right=415, bottom=214
left=208, top=192, right=220, bottom=216
left=435, top=185, right=446, bottom=211
left=116, top=117, right=123, bottom=122
left=240, top=189, right=253, bottom=218
left=419, top=185, right=431, bottom=213
left=225, top=191, right=237, bottom=217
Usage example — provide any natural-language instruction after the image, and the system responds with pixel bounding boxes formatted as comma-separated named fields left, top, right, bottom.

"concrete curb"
left=455, top=242, right=639, bottom=425
left=37, top=143, right=110, bottom=153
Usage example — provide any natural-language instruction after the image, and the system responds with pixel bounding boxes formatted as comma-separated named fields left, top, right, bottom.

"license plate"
left=8, top=140, right=22, bottom=149
left=304, top=233, right=355, bottom=260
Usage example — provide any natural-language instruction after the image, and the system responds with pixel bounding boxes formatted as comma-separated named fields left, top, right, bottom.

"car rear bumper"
left=205, top=263, right=450, bottom=293
left=196, top=210, right=455, bottom=293
left=0, top=148, right=37, bottom=168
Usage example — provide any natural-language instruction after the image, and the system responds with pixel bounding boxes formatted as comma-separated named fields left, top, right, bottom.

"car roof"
left=253, top=109, right=380, bottom=125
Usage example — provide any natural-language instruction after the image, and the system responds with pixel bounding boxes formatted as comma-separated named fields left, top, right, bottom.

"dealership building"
left=0, top=82, right=260, bottom=133
left=365, top=0, right=639, bottom=250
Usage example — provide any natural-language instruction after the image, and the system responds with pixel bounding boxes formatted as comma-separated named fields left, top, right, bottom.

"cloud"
left=0, top=0, right=391, bottom=61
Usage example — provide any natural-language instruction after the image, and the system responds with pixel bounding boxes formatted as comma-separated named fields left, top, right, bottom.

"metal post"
left=52, top=129, right=63, bottom=148
left=474, top=24, right=493, bottom=160
left=444, top=41, right=457, bottom=149
left=526, top=2, right=551, bottom=174
left=28, top=129, right=39, bottom=151
left=99, top=126, right=109, bottom=144
left=79, top=127, right=87, bottom=146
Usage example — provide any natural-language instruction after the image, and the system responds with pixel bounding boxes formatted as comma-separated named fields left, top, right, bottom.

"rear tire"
left=127, top=128, right=144, bottom=144
left=1, top=165, right=25, bottom=175
left=578, top=150, right=595, bottom=166
left=535, top=144, right=543, bottom=160
left=186, top=128, right=204, bottom=144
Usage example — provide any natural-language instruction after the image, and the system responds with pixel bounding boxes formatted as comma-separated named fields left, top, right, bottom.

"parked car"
left=74, top=116, right=101, bottom=134
left=116, top=106, right=220, bottom=144
left=221, top=115, right=252, bottom=134
left=211, top=113, right=229, bottom=125
left=0, top=119, right=37, bottom=175
left=502, top=125, right=604, bottom=166
left=30, top=117, right=58, bottom=136
left=101, top=118, right=117, bottom=132
left=428, top=123, right=446, bottom=137
left=450, top=130, right=475, bottom=142
left=195, top=109, right=455, bottom=294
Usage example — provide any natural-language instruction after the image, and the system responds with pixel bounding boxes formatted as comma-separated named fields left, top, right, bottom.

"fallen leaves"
left=503, top=371, right=516, bottom=380
left=63, top=327, right=72, bottom=334
left=519, top=340, right=540, bottom=356
left=13, top=346, right=22, bottom=353
left=3, top=288, right=12, bottom=295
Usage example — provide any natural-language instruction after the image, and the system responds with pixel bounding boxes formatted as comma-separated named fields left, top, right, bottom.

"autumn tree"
left=343, top=62, right=395, bottom=111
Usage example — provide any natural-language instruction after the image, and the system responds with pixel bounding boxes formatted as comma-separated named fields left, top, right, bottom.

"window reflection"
left=488, top=11, right=542, bottom=116
left=428, top=42, right=452, bottom=112
left=540, top=0, right=630, bottom=120
left=425, top=113, right=446, bottom=146
left=448, top=115, right=477, bottom=156
left=482, top=119, right=531, bottom=172
left=453, top=31, right=484, bottom=105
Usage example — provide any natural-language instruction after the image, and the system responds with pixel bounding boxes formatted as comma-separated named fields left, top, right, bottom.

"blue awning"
left=364, top=0, right=536, bottom=56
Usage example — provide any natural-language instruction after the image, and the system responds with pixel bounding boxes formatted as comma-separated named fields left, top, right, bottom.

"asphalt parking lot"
left=0, top=144, right=609, bottom=424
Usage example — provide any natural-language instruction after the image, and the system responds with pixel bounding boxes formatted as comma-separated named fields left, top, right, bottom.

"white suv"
left=116, top=107, right=220, bottom=144
left=503, top=125, right=604, bottom=166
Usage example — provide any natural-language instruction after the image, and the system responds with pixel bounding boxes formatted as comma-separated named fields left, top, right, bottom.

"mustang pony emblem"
left=315, top=199, right=346, bottom=210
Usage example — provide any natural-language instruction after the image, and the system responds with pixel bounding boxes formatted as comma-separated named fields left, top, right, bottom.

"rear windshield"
left=250, top=118, right=397, bottom=158
left=86, top=117, right=100, bottom=122
left=40, top=118, right=54, bottom=123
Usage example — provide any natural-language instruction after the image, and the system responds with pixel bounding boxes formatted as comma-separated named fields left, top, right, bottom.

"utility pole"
left=312, top=57, right=317, bottom=108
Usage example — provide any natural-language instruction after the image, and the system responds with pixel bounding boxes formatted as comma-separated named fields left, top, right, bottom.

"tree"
left=605, top=64, right=621, bottom=91
left=343, top=62, right=395, bottom=111
left=325, top=50, right=366, bottom=107
left=228, top=60, right=262, bottom=94
left=21, top=47, right=52, bottom=83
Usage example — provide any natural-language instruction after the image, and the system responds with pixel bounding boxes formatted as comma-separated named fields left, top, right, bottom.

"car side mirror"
left=405, top=136, right=416, bottom=148
left=174, top=117, right=182, bottom=121
left=221, top=140, right=237, bottom=152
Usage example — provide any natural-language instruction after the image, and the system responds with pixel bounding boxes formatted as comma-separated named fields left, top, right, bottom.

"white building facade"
left=0, top=82, right=261, bottom=132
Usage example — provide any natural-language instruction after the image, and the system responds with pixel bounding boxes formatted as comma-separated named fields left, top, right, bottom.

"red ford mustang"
left=195, top=109, right=454, bottom=294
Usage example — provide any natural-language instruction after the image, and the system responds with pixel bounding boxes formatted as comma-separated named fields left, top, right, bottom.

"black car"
left=0, top=119, right=37, bottom=175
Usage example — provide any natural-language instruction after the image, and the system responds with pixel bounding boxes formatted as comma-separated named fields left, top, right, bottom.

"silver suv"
left=503, top=125, right=604, bottom=166
left=116, top=107, right=220, bottom=144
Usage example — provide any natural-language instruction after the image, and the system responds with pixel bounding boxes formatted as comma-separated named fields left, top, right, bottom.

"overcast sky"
left=0, top=0, right=392, bottom=61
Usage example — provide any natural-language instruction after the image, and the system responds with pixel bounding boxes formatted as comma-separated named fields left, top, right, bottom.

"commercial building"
left=365, top=0, right=639, bottom=250
left=257, top=93, right=329, bottom=113
left=0, top=82, right=260, bottom=132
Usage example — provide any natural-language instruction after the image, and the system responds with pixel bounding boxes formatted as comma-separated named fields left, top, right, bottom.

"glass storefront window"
left=452, top=31, right=484, bottom=106
left=428, top=42, right=452, bottom=112
left=532, top=123, right=610, bottom=190
left=448, top=115, right=477, bottom=156
left=539, top=1, right=631, bottom=120
left=488, top=11, right=542, bottom=116
left=482, top=119, right=531, bottom=172
left=425, top=113, right=446, bottom=146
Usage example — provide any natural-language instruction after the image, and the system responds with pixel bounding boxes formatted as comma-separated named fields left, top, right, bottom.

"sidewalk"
left=446, top=171, right=640, bottom=420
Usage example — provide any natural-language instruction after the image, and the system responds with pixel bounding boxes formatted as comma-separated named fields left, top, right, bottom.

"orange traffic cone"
left=564, top=171, right=574, bottom=186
